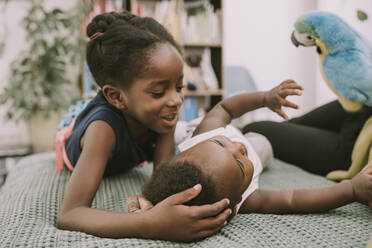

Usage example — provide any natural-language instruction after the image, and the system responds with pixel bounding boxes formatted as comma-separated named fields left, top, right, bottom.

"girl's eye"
left=151, top=92, right=165, bottom=98
left=176, top=85, right=185, bottom=92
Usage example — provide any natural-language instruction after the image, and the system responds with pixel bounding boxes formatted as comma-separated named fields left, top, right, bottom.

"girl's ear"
left=102, top=85, right=128, bottom=110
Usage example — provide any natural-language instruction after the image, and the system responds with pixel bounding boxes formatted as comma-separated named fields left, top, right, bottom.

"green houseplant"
left=0, top=0, right=88, bottom=151
left=0, top=0, right=87, bottom=121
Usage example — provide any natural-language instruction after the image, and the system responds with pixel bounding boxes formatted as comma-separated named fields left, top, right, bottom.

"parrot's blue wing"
left=323, top=51, right=372, bottom=107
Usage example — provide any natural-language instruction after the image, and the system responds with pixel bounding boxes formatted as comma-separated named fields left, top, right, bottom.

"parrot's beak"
left=291, top=31, right=300, bottom=47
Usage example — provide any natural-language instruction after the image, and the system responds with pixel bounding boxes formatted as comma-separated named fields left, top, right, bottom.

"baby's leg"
left=244, top=132, right=273, bottom=168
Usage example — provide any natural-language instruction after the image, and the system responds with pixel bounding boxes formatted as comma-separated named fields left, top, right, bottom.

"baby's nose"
left=233, top=142, right=247, bottom=156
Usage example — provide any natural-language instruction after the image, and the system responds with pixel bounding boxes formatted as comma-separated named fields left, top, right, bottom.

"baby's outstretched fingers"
left=282, top=99, right=299, bottom=109
left=280, top=89, right=303, bottom=98
left=280, top=79, right=303, bottom=89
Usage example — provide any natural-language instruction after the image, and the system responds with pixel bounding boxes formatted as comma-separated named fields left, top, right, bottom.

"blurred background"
left=0, top=0, right=371, bottom=157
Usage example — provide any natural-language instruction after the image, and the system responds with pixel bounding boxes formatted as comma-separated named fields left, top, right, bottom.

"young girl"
left=139, top=80, right=372, bottom=216
left=56, top=11, right=232, bottom=242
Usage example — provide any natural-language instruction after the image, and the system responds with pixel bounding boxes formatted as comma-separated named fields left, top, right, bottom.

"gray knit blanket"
left=0, top=152, right=371, bottom=247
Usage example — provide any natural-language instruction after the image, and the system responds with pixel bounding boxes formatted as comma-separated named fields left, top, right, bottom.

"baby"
left=137, top=80, right=372, bottom=216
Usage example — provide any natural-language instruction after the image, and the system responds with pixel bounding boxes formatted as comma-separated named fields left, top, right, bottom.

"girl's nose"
left=167, top=90, right=184, bottom=107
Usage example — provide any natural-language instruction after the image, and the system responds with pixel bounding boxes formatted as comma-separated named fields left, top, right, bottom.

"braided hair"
left=86, top=11, right=181, bottom=88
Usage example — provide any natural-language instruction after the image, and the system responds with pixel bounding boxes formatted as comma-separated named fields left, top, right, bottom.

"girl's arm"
left=193, top=80, right=302, bottom=136
left=57, top=121, right=231, bottom=241
left=153, top=128, right=175, bottom=168
left=239, top=167, right=372, bottom=214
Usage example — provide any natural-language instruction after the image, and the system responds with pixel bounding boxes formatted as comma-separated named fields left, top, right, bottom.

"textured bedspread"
left=0, top=152, right=371, bottom=247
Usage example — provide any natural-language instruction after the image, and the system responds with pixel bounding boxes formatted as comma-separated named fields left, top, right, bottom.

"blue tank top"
left=65, top=92, right=157, bottom=176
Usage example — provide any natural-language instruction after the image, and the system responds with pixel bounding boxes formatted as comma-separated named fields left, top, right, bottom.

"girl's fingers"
left=195, top=209, right=231, bottom=232
left=126, top=195, right=140, bottom=213
left=138, top=195, right=153, bottom=210
left=190, top=198, right=231, bottom=219
left=166, top=184, right=202, bottom=205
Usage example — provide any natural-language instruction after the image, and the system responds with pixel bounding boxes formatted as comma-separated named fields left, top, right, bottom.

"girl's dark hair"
left=86, top=11, right=181, bottom=88
left=143, top=156, right=218, bottom=206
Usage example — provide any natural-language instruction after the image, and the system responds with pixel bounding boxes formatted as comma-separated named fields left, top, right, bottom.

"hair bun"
left=86, top=11, right=136, bottom=38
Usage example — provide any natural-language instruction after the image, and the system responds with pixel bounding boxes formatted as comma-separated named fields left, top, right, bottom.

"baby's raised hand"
left=264, top=80, right=303, bottom=121
left=350, top=166, right=372, bottom=207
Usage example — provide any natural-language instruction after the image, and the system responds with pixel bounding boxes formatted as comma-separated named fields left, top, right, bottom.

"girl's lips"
left=161, top=113, right=178, bottom=127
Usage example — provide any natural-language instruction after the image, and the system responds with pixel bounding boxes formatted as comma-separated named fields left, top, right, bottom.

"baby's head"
left=144, top=135, right=254, bottom=213
left=86, top=11, right=184, bottom=133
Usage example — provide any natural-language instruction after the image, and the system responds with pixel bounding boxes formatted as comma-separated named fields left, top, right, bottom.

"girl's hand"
left=126, top=195, right=153, bottom=213
left=141, top=184, right=232, bottom=242
left=350, top=166, right=372, bottom=207
left=263, top=80, right=303, bottom=121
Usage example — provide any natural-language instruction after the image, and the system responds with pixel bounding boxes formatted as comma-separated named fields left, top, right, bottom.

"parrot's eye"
left=307, top=35, right=313, bottom=40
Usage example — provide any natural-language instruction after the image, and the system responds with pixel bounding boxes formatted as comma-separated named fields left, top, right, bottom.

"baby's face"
left=185, top=135, right=254, bottom=212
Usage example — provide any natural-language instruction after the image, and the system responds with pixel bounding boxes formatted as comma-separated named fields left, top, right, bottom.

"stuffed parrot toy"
left=291, top=11, right=372, bottom=111
left=291, top=11, right=372, bottom=181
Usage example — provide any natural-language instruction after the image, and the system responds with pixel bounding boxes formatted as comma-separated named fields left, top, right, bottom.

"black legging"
left=243, top=101, right=372, bottom=176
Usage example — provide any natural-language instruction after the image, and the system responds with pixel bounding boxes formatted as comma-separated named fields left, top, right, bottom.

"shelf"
left=183, top=89, right=223, bottom=96
left=183, top=43, right=222, bottom=48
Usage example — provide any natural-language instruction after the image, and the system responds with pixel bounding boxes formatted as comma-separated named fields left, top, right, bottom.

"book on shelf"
left=131, top=0, right=221, bottom=45
left=82, top=0, right=124, bottom=36
left=131, top=0, right=183, bottom=42
left=82, top=0, right=125, bottom=98
left=184, top=47, right=219, bottom=92
left=181, top=0, right=221, bottom=44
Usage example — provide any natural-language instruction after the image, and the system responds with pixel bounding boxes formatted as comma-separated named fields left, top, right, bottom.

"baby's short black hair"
left=143, top=155, right=218, bottom=206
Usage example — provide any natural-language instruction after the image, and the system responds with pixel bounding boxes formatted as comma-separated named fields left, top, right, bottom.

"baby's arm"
left=193, top=80, right=302, bottom=136
left=57, top=121, right=231, bottom=241
left=239, top=167, right=372, bottom=214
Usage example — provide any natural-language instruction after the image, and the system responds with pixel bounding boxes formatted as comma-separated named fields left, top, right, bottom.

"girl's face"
left=185, top=135, right=254, bottom=213
left=124, top=43, right=184, bottom=134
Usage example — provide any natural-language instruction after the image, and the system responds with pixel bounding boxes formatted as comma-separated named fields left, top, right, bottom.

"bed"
left=0, top=152, right=371, bottom=247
